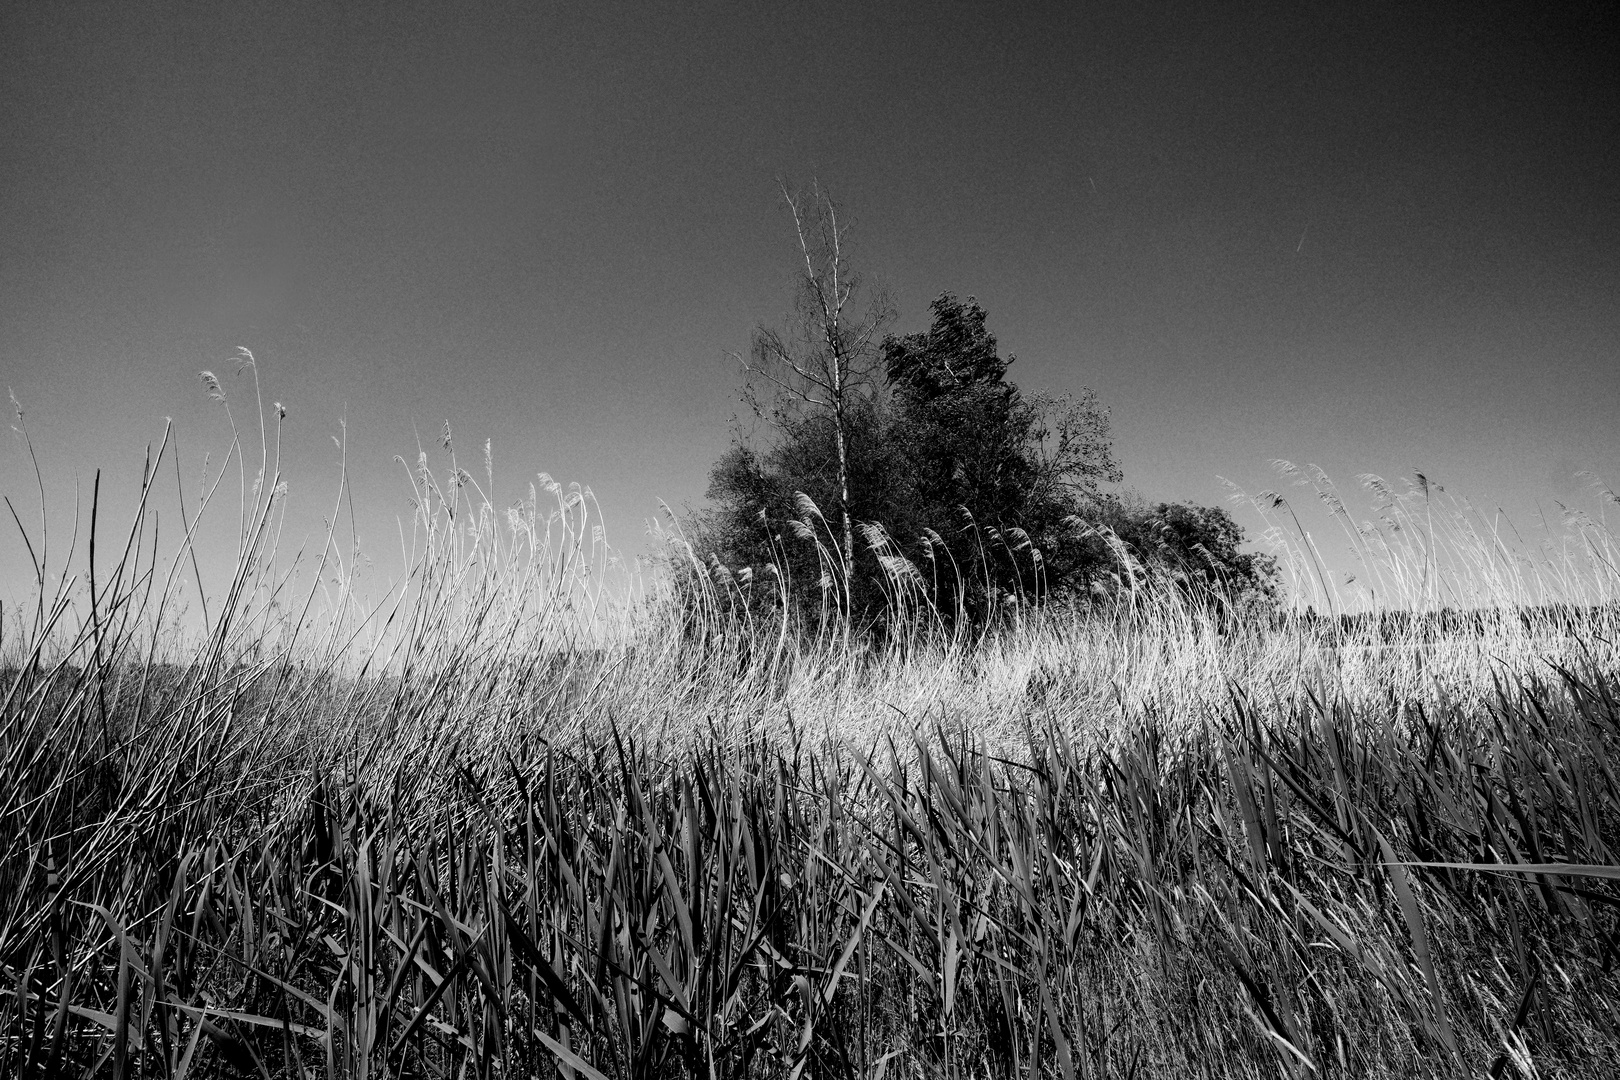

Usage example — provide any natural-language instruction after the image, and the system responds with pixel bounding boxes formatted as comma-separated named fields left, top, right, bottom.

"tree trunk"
left=833, top=395, right=854, bottom=636
left=828, top=328, right=855, bottom=642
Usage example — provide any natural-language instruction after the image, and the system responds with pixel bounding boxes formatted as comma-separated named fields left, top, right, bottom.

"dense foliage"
left=699, top=293, right=1276, bottom=629
left=1075, top=492, right=1280, bottom=606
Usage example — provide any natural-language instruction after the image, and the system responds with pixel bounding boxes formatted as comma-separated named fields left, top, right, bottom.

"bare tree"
left=739, top=181, right=894, bottom=621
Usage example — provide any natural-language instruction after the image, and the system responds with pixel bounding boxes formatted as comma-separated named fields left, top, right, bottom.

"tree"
left=698, top=217, right=1276, bottom=635
left=1071, top=493, right=1280, bottom=606
left=702, top=390, right=904, bottom=626
left=882, top=294, right=1121, bottom=615
left=883, top=295, right=1121, bottom=518
left=704, top=291, right=1127, bottom=628
left=736, top=182, right=895, bottom=630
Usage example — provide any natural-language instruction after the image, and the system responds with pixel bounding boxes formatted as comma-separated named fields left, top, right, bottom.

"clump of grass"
left=4, top=376, right=1620, bottom=1076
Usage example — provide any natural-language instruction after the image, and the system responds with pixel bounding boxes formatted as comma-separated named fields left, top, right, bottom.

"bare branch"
left=740, top=179, right=894, bottom=635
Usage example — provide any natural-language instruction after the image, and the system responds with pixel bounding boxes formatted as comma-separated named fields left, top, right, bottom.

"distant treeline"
left=1281, top=601, right=1620, bottom=639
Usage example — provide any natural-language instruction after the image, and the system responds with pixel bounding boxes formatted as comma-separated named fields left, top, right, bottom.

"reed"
left=3, top=382, right=1618, bottom=1077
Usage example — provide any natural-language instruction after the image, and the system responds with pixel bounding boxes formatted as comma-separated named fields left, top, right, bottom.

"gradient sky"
left=3, top=0, right=1617, bottom=604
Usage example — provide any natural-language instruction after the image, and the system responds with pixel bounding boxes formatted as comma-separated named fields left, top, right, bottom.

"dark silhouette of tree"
left=880, top=294, right=1121, bottom=618
left=702, top=394, right=905, bottom=626
left=697, top=277, right=1277, bottom=633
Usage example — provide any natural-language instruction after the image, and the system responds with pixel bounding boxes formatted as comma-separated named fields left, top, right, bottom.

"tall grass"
left=3, top=379, right=1619, bottom=1077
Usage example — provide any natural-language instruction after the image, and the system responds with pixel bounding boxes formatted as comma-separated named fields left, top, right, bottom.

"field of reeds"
left=5, top=378, right=1620, bottom=1078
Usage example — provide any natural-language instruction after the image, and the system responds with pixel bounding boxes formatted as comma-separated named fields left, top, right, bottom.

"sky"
left=2, top=0, right=1618, bottom=606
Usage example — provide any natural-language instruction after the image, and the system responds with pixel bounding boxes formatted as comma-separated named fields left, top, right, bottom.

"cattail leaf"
left=1375, top=831, right=1458, bottom=1060
left=389, top=950, right=473, bottom=1057
left=534, top=1025, right=612, bottom=1080
left=169, top=1003, right=326, bottom=1041
left=1396, top=861, right=1620, bottom=881
left=499, top=901, right=587, bottom=1025
left=821, top=882, right=886, bottom=1005
left=1039, top=974, right=1076, bottom=1080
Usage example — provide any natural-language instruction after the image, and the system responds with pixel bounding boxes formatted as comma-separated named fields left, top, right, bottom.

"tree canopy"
left=695, top=291, right=1275, bottom=632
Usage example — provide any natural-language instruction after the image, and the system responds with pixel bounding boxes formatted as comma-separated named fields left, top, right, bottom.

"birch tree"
left=739, top=182, right=894, bottom=622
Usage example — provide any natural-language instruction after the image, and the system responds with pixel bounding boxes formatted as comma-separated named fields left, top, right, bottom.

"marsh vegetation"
left=4, top=359, right=1620, bottom=1079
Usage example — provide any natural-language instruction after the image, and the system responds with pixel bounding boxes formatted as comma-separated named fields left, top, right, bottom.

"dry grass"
left=3, top=377, right=1619, bottom=1077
